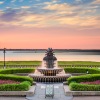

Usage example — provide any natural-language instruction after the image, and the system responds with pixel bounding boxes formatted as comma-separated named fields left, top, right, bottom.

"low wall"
left=63, top=85, right=100, bottom=96
left=0, top=85, right=36, bottom=96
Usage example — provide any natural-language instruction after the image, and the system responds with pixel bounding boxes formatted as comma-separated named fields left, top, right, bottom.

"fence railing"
left=0, top=65, right=39, bottom=69
left=0, top=64, right=100, bottom=69
left=59, top=65, right=100, bottom=68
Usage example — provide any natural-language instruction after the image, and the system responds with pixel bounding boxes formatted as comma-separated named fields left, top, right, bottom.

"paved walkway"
left=26, top=83, right=73, bottom=100
left=0, top=83, right=100, bottom=100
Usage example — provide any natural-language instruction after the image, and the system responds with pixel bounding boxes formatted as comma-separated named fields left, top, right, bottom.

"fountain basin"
left=37, top=68, right=63, bottom=76
left=29, top=48, right=71, bottom=83
left=29, top=74, right=71, bottom=82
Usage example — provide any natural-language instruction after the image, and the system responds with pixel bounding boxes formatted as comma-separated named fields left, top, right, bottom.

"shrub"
left=64, top=67, right=100, bottom=74
left=69, top=82, right=100, bottom=91
left=0, top=81, right=31, bottom=91
left=67, top=74, right=100, bottom=85
left=0, top=74, right=33, bottom=85
left=0, top=68, right=35, bottom=74
left=68, top=74, right=100, bottom=91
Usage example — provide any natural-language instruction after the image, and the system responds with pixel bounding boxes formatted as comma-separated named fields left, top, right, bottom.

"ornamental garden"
left=0, top=60, right=100, bottom=96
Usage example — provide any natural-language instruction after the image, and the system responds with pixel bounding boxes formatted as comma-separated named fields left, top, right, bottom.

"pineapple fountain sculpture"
left=29, top=48, right=71, bottom=82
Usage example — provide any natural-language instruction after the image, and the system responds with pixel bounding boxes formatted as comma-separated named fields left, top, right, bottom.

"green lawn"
left=58, top=61, right=100, bottom=65
left=0, top=61, right=41, bottom=65
left=0, top=61, right=100, bottom=67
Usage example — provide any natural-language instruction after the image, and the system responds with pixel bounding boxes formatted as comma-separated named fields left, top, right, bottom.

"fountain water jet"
left=29, top=48, right=71, bottom=82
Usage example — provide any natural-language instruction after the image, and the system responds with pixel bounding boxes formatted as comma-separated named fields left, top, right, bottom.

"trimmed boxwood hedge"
left=0, top=68, right=35, bottom=74
left=0, top=81, right=31, bottom=91
left=0, top=74, right=33, bottom=85
left=69, top=82, right=100, bottom=91
left=68, top=74, right=100, bottom=91
left=0, top=74, right=33, bottom=91
left=0, top=68, right=34, bottom=91
left=67, top=74, right=100, bottom=84
left=64, top=67, right=100, bottom=74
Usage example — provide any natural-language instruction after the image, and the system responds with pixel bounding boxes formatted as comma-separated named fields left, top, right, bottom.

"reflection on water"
left=0, top=51, right=100, bottom=61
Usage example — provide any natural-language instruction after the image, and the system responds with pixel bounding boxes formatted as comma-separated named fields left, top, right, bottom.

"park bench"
left=45, top=85, right=54, bottom=98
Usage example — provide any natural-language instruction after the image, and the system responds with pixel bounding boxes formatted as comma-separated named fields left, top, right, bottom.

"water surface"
left=0, top=50, right=100, bottom=62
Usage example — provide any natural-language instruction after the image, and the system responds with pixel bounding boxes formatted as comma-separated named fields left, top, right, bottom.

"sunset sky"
left=0, top=0, right=100, bottom=49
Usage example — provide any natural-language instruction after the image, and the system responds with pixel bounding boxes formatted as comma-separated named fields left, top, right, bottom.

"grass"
left=0, top=61, right=41, bottom=65
left=0, top=61, right=100, bottom=68
left=64, top=67, right=100, bottom=74
left=0, top=61, right=100, bottom=65
left=58, top=61, right=100, bottom=65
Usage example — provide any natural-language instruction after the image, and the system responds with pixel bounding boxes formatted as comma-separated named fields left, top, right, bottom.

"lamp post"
left=3, top=48, right=6, bottom=69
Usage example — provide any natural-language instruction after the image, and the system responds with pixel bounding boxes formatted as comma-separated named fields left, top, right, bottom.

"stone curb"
left=63, top=85, right=100, bottom=96
left=0, top=85, right=36, bottom=96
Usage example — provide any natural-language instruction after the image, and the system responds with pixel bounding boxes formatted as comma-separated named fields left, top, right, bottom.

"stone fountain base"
left=37, top=67, right=63, bottom=76
left=29, top=48, right=71, bottom=82
left=29, top=73, right=71, bottom=82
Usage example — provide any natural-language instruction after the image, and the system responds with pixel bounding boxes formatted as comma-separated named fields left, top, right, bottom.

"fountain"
left=29, top=48, right=71, bottom=82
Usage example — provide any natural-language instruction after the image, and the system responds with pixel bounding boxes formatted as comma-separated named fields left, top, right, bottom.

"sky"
left=0, top=0, right=100, bottom=49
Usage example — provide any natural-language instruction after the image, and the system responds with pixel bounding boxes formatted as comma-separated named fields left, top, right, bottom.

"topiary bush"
left=0, top=74, right=33, bottom=85
left=0, top=74, right=33, bottom=91
left=0, top=81, right=31, bottom=91
left=0, top=68, right=34, bottom=91
left=0, top=68, right=35, bottom=74
left=64, top=67, right=100, bottom=74
left=68, top=74, right=100, bottom=91
left=67, top=74, right=100, bottom=85
left=69, top=82, right=100, bottom=91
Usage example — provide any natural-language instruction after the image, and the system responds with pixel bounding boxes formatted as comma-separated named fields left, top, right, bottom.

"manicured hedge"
left=68, top=74, right=100, bottom=91
left=0, top=74, right=33, bottom=91
left=67, top=74, right=100, bottom=85
left=0, top=81, right=31, bottom=91
left=0, top=68, right=35, bottom=74
left=64, top=67, right=100, bottom=74
left=69, top=82, right=100, bottom=91
left=0, top=74, right=33, bottom=85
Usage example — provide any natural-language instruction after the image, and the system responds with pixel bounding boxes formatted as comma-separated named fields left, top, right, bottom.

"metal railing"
left=0, top=64, right=100, bottom=69
left=59, top=65, right=100, bottom=68
left=0, top=65, right=39, bottom=69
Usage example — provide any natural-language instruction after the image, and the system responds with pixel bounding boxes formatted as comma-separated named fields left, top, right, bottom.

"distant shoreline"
left=0, top=49, right=100, bottom=52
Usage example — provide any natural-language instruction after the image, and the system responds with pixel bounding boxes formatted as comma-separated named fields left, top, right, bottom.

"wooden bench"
left=45, top=85, right=54, bottom=98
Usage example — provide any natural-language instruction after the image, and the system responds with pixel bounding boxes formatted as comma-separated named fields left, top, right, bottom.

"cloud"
left=0, top=9, right=19, bottom=21
left=11, top=0, right=16, bottom=3
left=92, top=0, right=100, bottom=4
left=0, top=10, right=4, bottom=15
left=0, top=0, right=100, bottom=29
left=43, top=3, right=72, bottom=11
left=0, top=1, right=4, bottom=4
left=21, top=6, right=31, bottom=9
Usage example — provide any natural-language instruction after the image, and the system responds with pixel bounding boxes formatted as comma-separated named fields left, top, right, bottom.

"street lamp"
left=3, top=48, right=6, bottom=69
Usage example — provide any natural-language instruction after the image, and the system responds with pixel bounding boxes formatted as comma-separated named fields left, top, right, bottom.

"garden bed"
left=64, top=67, right=100, bottom=74
left=0, top=74, right=33, bottom=91
left=0, top=85, right=36, bottom=96
left=0, top=79, right=20, bottom=84
left=0, top=68, right=36, bottom=96
left=63, top=85, right=100, bottom=96
left=67, top=74, right=100, bottom=91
